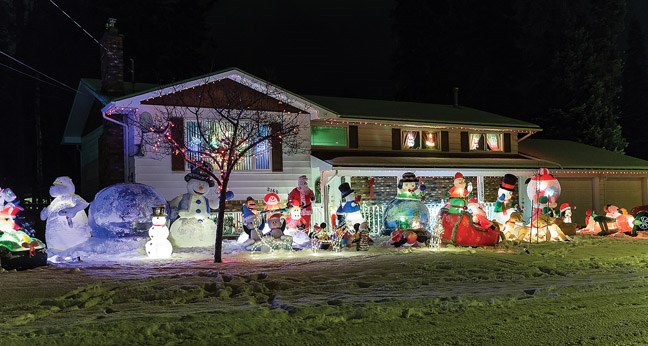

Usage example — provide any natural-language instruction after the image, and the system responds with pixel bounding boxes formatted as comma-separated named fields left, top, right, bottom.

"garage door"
left=604, top=178, right=643, bottom=211
left=559, top=178, right=593, bottom=226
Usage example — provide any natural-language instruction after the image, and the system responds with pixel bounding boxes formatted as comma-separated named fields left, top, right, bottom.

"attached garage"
left=558, top=178, right=593, bottom=225
left=603, top=178, right=644, bottom=211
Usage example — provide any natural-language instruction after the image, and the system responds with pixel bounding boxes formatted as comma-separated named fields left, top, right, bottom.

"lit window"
left=403, top=130, right=440, bottom=150
left=186, top=121, right=270, bottom=171
left=469, top=133, right=503, bottom=151
left=311, top=126, right=348, bottom=146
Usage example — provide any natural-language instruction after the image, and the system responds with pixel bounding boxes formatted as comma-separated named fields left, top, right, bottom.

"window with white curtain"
left=402, top=130, right=440, bottom=150
left=469, top=133, right=503, bottom=151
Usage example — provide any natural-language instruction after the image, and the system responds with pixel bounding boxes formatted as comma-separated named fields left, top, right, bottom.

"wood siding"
left=310, top=121, right=520, bottom=154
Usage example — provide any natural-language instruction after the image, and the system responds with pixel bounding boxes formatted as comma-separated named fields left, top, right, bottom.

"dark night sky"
left=1, top=0, right=648, bottom=198
left=1, top=0, right=397, bottom=196
left=206, top=0, right=396, bottom=99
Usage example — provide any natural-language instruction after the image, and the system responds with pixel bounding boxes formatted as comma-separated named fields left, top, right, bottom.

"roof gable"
left=104, top=68, right=319, bottom=118
left=140, top=78, right=306, bottom=114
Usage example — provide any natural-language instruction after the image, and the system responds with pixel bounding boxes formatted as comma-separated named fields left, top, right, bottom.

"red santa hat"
left=532, top=168, right=555, bottom=181
left=264, top=193, right=280, bottom=205
left=559, top=203, right=572, bottom=213
left=454, top=172, right=464, bottom=180
left=0, top=205, right=20, bottom=218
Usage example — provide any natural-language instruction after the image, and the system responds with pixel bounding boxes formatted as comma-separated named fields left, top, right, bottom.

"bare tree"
left=137, top=75, right=309, bottom=262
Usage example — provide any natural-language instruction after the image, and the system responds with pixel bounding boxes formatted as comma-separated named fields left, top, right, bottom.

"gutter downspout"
left=102, top=110, right=130, bottom=182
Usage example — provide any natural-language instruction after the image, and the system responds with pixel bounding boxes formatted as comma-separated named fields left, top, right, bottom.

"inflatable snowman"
left=145, top=205, right=173, bottom=259
left=40, top=176, right=92, bottom=252
left=168, top=167, right=217, bottom=248
left=493, top=174, right=518, bottom=226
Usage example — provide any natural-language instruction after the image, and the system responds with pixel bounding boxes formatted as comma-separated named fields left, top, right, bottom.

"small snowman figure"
left=145, top=205, right=173, bottom=259
left=40, top=176, right=91, bottom=252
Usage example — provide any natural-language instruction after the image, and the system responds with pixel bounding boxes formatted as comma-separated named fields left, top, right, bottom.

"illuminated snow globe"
left=381, top=172, right=430, bottom=235
left=526, top=168, right=561, bottom=221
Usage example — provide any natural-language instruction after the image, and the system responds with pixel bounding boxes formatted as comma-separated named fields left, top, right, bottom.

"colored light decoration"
left=145, top=205, right=173, bottom=259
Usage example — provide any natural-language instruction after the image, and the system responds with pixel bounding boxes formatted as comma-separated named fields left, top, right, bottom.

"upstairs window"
left=311, top=126, right=348, bottom=147
left=469, top=133, right=503, bottom=151
left=402, top=130, right=441, bottom=150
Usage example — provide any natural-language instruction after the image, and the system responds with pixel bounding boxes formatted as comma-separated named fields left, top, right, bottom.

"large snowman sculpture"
left=40, top=176, right=92, bottom=252
left=168, top=167, right=217, bottom=248
left=145, top=205, right=173, bottom=259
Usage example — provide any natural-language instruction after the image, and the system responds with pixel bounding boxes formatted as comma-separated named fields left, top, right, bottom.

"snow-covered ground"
left=3, top=236, right=648, bottom=345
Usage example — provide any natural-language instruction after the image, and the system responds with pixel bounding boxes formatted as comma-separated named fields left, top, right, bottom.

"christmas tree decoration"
left=145, top=205, right=173, bottom=259
left=40, top=176, right=92, bottom=252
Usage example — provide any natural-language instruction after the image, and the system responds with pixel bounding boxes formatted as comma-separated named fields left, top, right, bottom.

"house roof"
left=311, top=149, right=552, bottom=171
left=62, top=79, right=157, bottom=144
left=312, top=139, right=648, bottom=173
left=518, top=139, right=648, bottom=171
left=304, top=95, right=542, bottom=131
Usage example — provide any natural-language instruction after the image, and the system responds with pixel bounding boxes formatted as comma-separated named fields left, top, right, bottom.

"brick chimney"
left=100, top=18, right=124, bottom=95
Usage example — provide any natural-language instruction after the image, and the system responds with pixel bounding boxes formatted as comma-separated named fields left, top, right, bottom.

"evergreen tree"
left=543, top=0, right=626, bottom=152
left=621, top=17, right=648, bottom=159
left=392, top=0, right=628, bottom=152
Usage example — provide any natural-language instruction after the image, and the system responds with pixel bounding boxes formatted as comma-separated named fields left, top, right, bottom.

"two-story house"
left=63, top=24, right=648, bottom=227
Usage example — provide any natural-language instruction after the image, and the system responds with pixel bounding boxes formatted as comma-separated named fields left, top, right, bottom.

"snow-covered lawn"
left=3, top=236, right=648, bottom=345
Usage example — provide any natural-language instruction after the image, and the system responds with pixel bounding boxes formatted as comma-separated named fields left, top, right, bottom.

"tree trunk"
left=213, top=180, right=229, bottom=263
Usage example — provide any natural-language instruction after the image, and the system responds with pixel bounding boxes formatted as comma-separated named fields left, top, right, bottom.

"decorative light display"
left=145, top=205, right=173, bottom=259
left=382, top=172, right=430, bottom=236
left=0, top=189, right=47, bottom=270
left=526, top=168, right=561, bottom=222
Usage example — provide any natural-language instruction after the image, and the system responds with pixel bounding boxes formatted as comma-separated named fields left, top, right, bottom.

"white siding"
left=134, top=152, right=312, bottom=201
